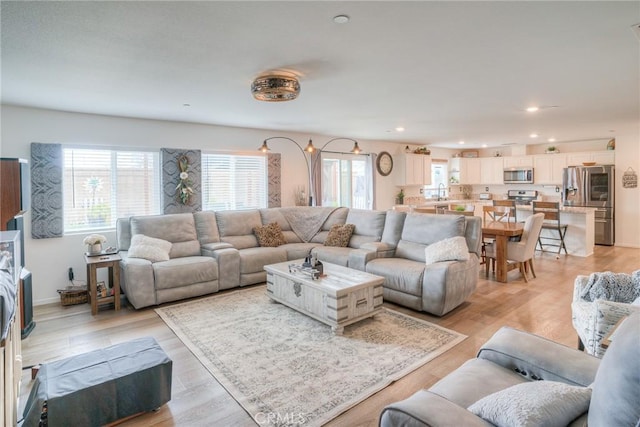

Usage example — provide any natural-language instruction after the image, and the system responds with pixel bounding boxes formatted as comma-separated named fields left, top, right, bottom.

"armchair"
left=380, top=312, right=640, bottom=427
left=571, top=270, right=640, bottom=357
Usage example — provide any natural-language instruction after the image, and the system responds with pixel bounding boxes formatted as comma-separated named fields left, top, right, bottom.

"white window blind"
left=63, top=148, right=161, bottom=232
left=202, top=153, right=267, bottom=211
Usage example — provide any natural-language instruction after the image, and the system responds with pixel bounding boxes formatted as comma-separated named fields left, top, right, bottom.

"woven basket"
left=57, top=289, right=88, bottom=306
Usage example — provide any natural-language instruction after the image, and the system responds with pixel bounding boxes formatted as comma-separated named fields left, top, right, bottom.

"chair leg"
left=520, top=262, right=529, bottom=283
left=528, top=259, right=536, bottom=278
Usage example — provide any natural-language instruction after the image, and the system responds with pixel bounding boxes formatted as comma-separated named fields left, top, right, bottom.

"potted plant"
left=396, top=189, right=405, bottom=205
left=545, top=146, right=558, bottom=154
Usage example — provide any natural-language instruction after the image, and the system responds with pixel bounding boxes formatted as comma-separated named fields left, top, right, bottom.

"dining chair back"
left=485, top=213, right=545, bottom=282
left=532, top=201, right=568, bottom=255
left=482, top=205, right=514, bottom=223
left=493, top=199, right=517, bottom=221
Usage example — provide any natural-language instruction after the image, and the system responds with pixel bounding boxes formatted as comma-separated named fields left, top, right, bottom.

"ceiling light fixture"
left=547, top=138, right=556, bottom=142
left=395, top=127, right=405, bottom=132
left=526, top=106, right=539, bottom=112
left=529, top=133, right=539, bottom=138
left=458, top=141, right=465, bottom=145
left=251, top=75, right=300, bottom=102
left=333, top=15, right=350, bottom=24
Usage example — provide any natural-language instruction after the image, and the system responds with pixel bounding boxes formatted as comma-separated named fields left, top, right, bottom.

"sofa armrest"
left=211, top=247, right=240, bottom=290
left=477, top=327, right=600, bottom=386
left=380, top=390, right=490, bottom=427
left=360, top=241, right=396, bottom=258
left=119, top=254, right=156, bottom=309
left=573, top=275, right=589, bottom=303
left=200, top=242, right=234, bottom=255
left=348, top=248, right=378, bottom=271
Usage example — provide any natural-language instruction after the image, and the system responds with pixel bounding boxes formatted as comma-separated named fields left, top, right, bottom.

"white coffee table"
left=264, top=260, right=384, bottom=335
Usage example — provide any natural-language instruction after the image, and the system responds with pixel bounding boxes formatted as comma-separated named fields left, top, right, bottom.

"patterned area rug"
left=155, top=286, right=466, bottom=427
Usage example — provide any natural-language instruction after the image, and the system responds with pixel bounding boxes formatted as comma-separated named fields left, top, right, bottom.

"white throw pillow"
left=468, top=381, right=592, bottom=427
left=424, top=236, right=469, bottom=265
left=128, top=234, right=172, bottom=262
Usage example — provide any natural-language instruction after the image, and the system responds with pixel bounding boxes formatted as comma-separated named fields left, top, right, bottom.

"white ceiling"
left=2, top=1, right=639, bottom=149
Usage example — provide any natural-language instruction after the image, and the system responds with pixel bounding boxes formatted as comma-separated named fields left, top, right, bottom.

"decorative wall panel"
left=268, top=153, right=281, bottom=208
left=30, top=143, right=63, bottom=239
left=161, top=149, right=201, bottom=214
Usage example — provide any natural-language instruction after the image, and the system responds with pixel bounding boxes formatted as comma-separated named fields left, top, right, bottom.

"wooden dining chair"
left=532, top=201, right=568, bottom=255
left=485, top=213, right=545, bottom=282
left=493, top=199, right=517, bottom=222
left=481, top=205, right=515, bottom=264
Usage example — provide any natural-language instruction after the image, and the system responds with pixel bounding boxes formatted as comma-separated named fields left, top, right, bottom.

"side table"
left=84, top=253, right=121, bottom=315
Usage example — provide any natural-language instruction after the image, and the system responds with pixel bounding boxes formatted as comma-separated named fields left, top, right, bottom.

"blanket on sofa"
left=580, top=270, right=640, bottom=303
left=280, top=207, right=338, bottom=242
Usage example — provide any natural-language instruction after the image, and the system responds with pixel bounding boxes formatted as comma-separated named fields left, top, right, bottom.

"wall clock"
left=376, top=151, right=393, bottom=176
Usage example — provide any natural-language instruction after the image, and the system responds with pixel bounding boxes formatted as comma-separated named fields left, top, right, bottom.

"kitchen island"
left=516, top=205, right=596, bottom=257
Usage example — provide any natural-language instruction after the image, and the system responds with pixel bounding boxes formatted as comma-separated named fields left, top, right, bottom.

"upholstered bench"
left=22, top=336, right=172, bottom=426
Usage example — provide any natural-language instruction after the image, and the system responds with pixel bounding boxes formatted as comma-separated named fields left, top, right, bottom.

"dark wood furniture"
left=85, top=254, right=121, bottom=315
left=482, top=221, right=524, bottom=283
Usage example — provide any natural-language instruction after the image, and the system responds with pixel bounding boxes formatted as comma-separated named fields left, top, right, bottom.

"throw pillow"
left=424, top=236, right=469, bottom=265
left=253, top=222, right=287, bottom=247
left=468, top=381, right=592, bottom=427
left=324, top=224, right=355, bottom=247
left=128, top=234, right=172, bottom=262
left=580, top=271, right=640, bottom=303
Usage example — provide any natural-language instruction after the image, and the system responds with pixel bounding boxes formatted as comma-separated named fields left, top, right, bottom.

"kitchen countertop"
left=395, top=200, right=596, bottom=214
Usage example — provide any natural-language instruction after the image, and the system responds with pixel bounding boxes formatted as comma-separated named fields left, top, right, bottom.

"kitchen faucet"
left=437, top=183, right=446, bottom=201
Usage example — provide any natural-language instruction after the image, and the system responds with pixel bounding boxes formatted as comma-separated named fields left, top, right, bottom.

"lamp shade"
left=251, top=75, right=300, bottom=102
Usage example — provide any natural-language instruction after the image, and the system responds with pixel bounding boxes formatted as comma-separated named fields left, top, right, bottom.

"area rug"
left=155, top=286, right=466, bottom=427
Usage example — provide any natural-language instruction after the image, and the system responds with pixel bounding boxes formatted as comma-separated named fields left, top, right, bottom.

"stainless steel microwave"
left=503, top=167, right=534, bottom=184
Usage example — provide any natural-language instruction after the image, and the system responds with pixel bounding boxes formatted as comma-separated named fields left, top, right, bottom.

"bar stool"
left=532, top=201, right=568, bottom=255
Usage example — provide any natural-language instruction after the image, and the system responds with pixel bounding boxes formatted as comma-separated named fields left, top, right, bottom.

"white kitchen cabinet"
left=396, top=153, right=432, bottom=186
left=533, top=154, right=567, bottom=184
left=503, top=156, right=533, bottom=168
left=449, top=157, right=480, bottom=185
left=480, top=157, right=504, bottom=184
left=566, top=151, right=615, bottom=167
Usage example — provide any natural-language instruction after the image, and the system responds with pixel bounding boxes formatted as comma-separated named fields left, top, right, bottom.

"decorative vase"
left=88, top=243, right=102, bottom=254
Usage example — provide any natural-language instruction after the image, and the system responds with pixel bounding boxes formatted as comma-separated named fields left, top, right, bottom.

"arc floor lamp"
left=259, top=137, right=362, bottom=206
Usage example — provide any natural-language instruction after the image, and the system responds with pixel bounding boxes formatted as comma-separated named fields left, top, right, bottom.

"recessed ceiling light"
left=529, top=133, right=539, bottom=138
left=526, top=106, right=539, bottom=113
left=458, top=140, right=465, bottom=145
left=547, top=138, right=556, bottom=142
left=333, top=15, right=350, bottom=24
left=481, top=144, right=488, bottom=148
left=395, top=127, right=405, bottom=132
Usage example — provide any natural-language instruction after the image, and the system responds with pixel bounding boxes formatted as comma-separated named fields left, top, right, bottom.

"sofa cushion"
left=260, top=208, right=302, bottom=244
left=127, top=234, right=172, bottom=262
left=424, top=236, right=470, bottom=265
left=238, top=247, right=287, bottom=274
left=345, top=208, right=386, bottom=241
left=253, top=223, right=287, bottom=247
left=312, top=246, right=352, bottom=267
left=366, top=258, right=425, bottom=296
left=324, top=224, right=355, bottom=247
left=468, top=381, right=591, bottom=427
left=589, top=312, right=640, bottom=426
left=193, top=211, right=221, bottom=244
left=130, top=213, right=200, bottom=258
left=152, top=256, right=218, bottom=290
left=216, top=210, right=262, bottom=249
left=396, top=214, right=465, bottom=262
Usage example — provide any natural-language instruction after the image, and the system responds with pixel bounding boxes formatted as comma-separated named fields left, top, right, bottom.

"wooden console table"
left=85, top=253, right=121, bottom=315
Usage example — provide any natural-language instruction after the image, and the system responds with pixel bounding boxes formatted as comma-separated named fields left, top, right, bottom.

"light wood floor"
left=18, top=246, right=639, bottom=426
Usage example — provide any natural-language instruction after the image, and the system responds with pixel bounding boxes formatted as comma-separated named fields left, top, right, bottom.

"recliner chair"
left=379, top=312, right=640, bottom=427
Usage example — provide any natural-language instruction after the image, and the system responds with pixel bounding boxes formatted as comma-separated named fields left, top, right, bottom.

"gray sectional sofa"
left=116, top=207, right=481, bottom=316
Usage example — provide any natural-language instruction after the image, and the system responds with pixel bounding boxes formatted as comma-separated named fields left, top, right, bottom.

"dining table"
left=482, top=221, right=524, bottom=283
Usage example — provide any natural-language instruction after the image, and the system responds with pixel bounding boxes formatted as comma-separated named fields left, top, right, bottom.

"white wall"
left=2, top=105, right=638, bottom=304
left=1, top=105, right=403, bottom=304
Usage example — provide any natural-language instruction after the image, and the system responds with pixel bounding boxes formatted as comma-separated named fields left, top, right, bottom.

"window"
left=202, top=153, right=267, bottom=210
left=320, top=153, right=372, bottom=209
left=423, top=159, right=449, bottom=198
left=63, top=148, right=161, bottom=232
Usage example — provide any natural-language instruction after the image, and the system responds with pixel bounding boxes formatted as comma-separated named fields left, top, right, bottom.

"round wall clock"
left=376, top=151, right=393, bottom=176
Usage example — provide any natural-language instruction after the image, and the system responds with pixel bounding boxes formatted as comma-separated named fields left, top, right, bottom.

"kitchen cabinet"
left=533, top=154, right=567, bottom=184
left=480, top=157, right=504, bottom=184
left=449, top=157, right=480, bottom=185
left=396, top=153, right=431, bottom=186
left=503, top=156, right=533, bottom=168
left=566, top=151, right=615, bottom=167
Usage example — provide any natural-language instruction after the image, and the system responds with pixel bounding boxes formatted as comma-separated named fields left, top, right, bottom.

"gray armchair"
left=380, top=312, right=640, bottom=427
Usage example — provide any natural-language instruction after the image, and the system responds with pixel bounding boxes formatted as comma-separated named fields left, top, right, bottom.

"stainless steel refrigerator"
left=563, top=165, right=614, bottom=245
